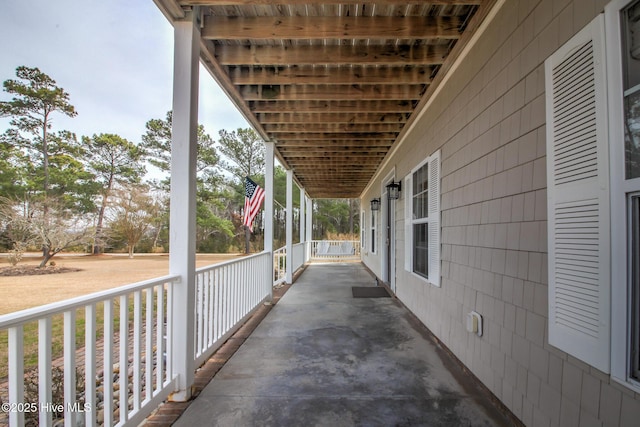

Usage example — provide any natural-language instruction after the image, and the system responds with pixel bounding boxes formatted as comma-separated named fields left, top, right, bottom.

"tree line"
left=0, top=66, right=359, bottom=266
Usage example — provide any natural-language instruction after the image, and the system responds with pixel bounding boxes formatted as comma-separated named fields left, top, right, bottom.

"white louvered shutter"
left=545, top=15, right=610, bottom=373
left=404, top=173, right=413, bottom=272
left=428, top=151, right=441, bottom=286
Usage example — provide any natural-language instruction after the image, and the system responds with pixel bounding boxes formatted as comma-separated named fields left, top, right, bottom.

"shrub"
left=7, top=243, right=25, bottom=266
left=23, top=366, right=85, bottom=426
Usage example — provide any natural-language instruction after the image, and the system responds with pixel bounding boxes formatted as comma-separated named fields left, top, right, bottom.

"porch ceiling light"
left=386, top=180, right=402, bottom=200
left=370, top=198, right=381, bottom=211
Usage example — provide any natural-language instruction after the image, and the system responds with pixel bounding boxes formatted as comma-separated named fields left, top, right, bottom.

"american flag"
left=243, top=176, right=265, bottom=230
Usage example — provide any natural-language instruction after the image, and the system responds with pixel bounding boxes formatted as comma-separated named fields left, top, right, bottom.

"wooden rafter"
left=215, top=44, right=450, bottom=66
left=203, top=16, right=462, bottom=40
left=257, top=112, right=408, bottom=124
left=156, top=0, right=488, bottom=198
left=239, top=84, right=424, bottom=101
left=264, top=123, right=404, bottom=132
left=228, top=66, right=433, bottom=86
left=248, top=100, right=415, bottom=113
left=271, top=132, right=397, bottom=140
left=182, top=1, right=481, bottom=5
left=275, top=141, right=394, bottom=147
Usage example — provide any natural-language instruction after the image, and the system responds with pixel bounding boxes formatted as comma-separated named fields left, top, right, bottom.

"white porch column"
left=264, top=142, right=275, bottom=299
left=285, top=169, right=293, bottom=283
left=168, top=9, right=199, bottom=402
left=299, top=189, right=306, bottom=244
left=306, top=197, right=313, bottom=260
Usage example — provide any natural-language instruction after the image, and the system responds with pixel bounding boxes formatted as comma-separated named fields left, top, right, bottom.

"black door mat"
left=352, top=286, right=391, bottom=298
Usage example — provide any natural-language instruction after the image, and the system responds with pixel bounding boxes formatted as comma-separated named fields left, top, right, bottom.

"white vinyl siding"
left=545, top=14, right=611, bottom=373
left=404, top=150, right=440, bottom=287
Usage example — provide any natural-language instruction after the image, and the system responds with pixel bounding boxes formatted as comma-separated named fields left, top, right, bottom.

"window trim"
left=370, top=207, right=377, bottom=254
left=404, top=150, right=441, bottom=287
left=361, top=210, right=366, bottom=254
left=608, top=0, right=640, bottom=393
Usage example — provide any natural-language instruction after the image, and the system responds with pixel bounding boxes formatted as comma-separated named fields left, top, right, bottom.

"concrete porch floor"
left=173, top=263, right=514, bottom=426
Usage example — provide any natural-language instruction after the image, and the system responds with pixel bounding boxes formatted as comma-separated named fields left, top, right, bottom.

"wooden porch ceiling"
left=155, top=0, right=495, bottom=198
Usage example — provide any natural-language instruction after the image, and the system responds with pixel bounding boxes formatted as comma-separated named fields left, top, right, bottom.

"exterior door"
left=382, top=180, right=396, bottom=292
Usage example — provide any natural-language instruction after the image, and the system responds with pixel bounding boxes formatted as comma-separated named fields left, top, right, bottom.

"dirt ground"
left=0, top=253, right=245, bottom=315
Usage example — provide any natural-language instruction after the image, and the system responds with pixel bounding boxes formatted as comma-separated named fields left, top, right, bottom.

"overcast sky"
left=0, top=0, right=250, bottom=145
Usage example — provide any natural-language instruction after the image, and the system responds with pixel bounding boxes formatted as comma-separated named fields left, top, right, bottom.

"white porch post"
left=306, top=197, right=313, bottom=260
left=299, top=189, right=306, bottom=244
left=168, top=9, right=199, bottom=402
left=285, top=169, right=293, bottom=283
left=264, top=142, right=275, bottom=299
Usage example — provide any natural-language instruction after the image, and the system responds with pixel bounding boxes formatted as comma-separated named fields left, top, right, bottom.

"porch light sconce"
left=370, top=198, right=381, bottom=211
left=386, top=180, right=402, bottom=200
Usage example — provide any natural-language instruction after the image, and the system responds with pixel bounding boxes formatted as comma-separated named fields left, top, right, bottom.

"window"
left=623, top=1, right=640, bottom=179
left=370, top=209, right=377, bottom=254
left=605, top=0, right=640, bottom=391
left=607, top=0, right=640, bottom=388
left=630, top=193, right=640, bottom=380
left=547, top=0, right=640, bottom=389
left=623, top=0, right=640, bottom=382
left=412, top=161, right=430, bottom=278
left=404, top=151, right=440, bottom=286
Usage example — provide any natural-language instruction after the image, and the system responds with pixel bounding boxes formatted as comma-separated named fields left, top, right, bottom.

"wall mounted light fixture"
left=386, top=180, right=401, bottom=200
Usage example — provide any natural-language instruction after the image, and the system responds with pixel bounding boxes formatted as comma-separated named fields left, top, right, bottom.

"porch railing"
left=194, top=252, right=271, bottom=366
left=273, top=243, right=307, bottom=286
left=0, top=274, right=180, bottom=427
left=0, top=244, right=323, bottom=426
left=309, top=240, right=361, bottom=261
left=273, top=246, right=287, bottom=286
left=292, top=242, right=305, bottom=272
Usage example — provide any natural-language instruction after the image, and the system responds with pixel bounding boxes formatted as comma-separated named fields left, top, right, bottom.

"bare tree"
left=0, top=196, right=91, bottom=267
left=108, top=184, right=160, bottom=258
left=0, top=197, right=36, bottom=265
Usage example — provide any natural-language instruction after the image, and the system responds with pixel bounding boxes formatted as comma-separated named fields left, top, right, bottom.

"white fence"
left=0, top=251, right=275, bottom=427
left=273, top=243, right=307, bottom=286
left=309, top=240, right=361, bottom=261
left=0, top=242, right=350, bottom=426
left=0, top=275, right=180, bottom=427
left=273, top=246, right=287, bottom=286
left=194, top=252, right=271, bottom=366
left=292, top=243, right=305, bottom=272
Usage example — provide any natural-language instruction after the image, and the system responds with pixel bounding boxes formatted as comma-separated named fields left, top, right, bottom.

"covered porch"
left=169, top=262, right=512, bottom=426
left=0, top=1, right=516, bottom=426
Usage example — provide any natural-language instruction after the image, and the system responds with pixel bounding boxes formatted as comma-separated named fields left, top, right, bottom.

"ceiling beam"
left=203, top=16, right=461, bottom=40
left=276, top=141, right=393, bottom=147
left=182, top=1, right=481, bottom=5
left=297, top=178, right=376, bottom=182
left=265, top=123, right=403, bottom=132
left=273, top=132, right=397, bottom=140
left=215, top=44, right=450, bottom=66
left=294, top=167, right=377, bottom=172
left=239, top=84, right=424, bottom=101
left=249, top=100, right=414, bottom=113
left=281, top=151, right=390, bottom=157
left=258, top=112, right=408, bottom=124
left=284, top=156, right=387, bottom=162
left=228, top=65, right=433, bottom=85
